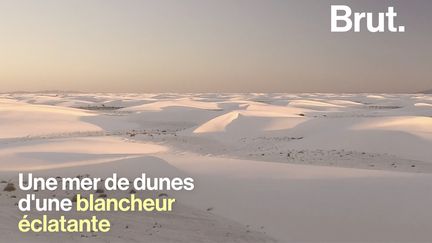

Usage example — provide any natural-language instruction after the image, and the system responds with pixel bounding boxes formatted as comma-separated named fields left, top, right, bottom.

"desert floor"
left=1, top=93, right=431, bottom=242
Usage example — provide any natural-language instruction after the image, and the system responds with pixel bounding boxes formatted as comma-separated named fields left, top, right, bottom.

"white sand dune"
left=194, top=102, right=308, bottom=134
left=122, top=98, right=222, bottom=112
left=288, top=99, right=345, bottom=110
left=194, top=111, right=241, bottom=133
left=160, top=153, right=432, bottom=242
left=0, top=101, right=102, bottom=139
left=194, top=112, right=306, bottom=135
left=0, top=137, right=167, bottom=171
left=353, top=116, right=432, bottom=140
left=415, top=102, right=432, bottom=107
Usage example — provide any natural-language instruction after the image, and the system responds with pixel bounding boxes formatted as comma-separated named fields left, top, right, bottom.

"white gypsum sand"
left=0, top=93, right=431, bottom=242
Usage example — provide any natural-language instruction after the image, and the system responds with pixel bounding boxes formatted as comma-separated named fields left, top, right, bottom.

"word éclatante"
left=331, top=5, right=405, bottom=33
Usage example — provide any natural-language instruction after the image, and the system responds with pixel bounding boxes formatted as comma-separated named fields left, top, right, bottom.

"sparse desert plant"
left=71, top=194, right=78, bottom=202
left=95, top=188, right=104, bottom=193
left=127, top=130, right=137, bottom=137
left=3, top=183, right=16, bottom=192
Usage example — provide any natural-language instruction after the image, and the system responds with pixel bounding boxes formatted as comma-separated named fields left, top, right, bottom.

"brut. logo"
left=331, top=5, right=405, bottom=33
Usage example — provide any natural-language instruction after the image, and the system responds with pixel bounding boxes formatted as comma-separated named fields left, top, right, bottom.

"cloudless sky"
left=0, top=0, right=431, bottom=92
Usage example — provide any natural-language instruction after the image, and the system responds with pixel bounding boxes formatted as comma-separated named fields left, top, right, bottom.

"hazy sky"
left=0, top=0, right=431, bottom=93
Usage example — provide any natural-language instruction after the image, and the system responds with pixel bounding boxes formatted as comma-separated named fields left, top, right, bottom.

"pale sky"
left=0, top=0, right=431, bottom=93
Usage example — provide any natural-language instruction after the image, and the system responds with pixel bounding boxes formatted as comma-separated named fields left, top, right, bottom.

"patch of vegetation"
left=3, top=183, right=16, bottom=192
